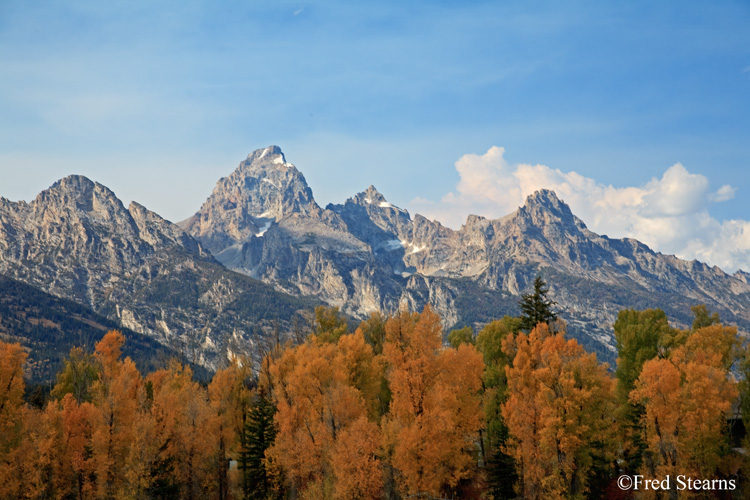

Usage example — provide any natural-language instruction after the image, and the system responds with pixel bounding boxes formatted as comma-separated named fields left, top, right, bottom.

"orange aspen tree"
left=123, top=367, right=180, bottom=499
left=139, top=367, right=184, bottom=498
left=0, top=341, right=46, bottom=499
left=268, top=330, right=382, bottom=497
left=382, top=305, right=485, bottom=498
left=0, top=340, right=25, bottom=477
left=150, top=361, right=214, bottom=500
left=502, top=324, right=616, bottom=500
left=89, top=330, right=143, bottom=499
left=631, top=325, right=738, bottom=485
left=38, top=394, right=100, bottom=499
left=0, top=406, right=48, bottom=499
left=0, top=341, right=27, bottom=453
left=330, top=416, right=383, bottom=500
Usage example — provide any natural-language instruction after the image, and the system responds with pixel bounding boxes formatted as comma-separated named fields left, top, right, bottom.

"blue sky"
left=1, top=1, right=749, bottom=270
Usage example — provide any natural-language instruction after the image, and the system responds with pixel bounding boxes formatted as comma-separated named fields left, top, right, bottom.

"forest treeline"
left=2, top=279, right=750, bottom=499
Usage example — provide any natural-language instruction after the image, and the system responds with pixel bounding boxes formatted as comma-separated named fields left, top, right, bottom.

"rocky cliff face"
left=182, top=147, right=750, bottom=360
left=0, top=175, right=316, bottom=370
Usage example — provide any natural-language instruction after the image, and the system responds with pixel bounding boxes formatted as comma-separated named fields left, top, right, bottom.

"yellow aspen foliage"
left=148, top=362, right=214, bottom=499
left=267, top=331, right=381, bottom=497
left=42, top=394, right=100, bottom=499
left=0, top=341, right=39, bottom=499
left=94, top=330, right=126, bottom=375
left=382, top=305, right=485, bottom=497
left=0, top=409, right=48, bottom=499
left=334, top=330, right=383, bottom=419
left=89, top=331, right=142, bottom=499
left=683, top=323, right=740, bottom=369
left=502, top=323, right=616, bottom=500
left=631, top=325, right=738, bottom=485
left=0, top=341, right=27, bottom=446
left=270, top=341, right=345, bottom=486
left=330, top=416, right=383, bottom=500
left=136, top=367, right=184, bottom=496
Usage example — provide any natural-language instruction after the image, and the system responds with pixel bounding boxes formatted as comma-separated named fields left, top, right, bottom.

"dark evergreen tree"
left=518, top=276, right=557, bottom=332
left=485, top=427, right=518, bottom=500
left=146, top=440, right=179, bottom=500
left=240, top=388, right=278, bottom=500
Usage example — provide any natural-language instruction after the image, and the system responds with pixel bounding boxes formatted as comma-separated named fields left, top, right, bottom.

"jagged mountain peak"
left=527, top=187, right=561, bottom=203
left=364, top=184, right=383, bottom=198
left=348, top=185, right=390, bottom=207
left=331, top=185, right=412, bottom=237
left=220, top=146, right=309, bottom=200
left=251, top=144, right=284, bottom=158
left=20, top=176, right=202, bottom=258
left=517, top=189, right=586, bottom=230
left=32, top=174, right=129, bottom=221
left=127, top=200, right=150, bottom=214
left=42, top=174, right=116, bottom=201
left=342, top=186, right=413, bottom=221
left=463, top=214, right=487, bottom=227
left=522, top=189, right=567, bottom=213
left=52, top=173, right=96, bottom=188
left=219, top=146, right=316, bottom=212
left=241, top=145, right=292, bottom=170
left=180, top=148, right=321, bottom=254
left=735, top=269, right=750, bottom=284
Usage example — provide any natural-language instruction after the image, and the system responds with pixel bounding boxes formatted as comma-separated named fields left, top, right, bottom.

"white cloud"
left=409, top=146, right=750, bottom=273
left=711, top=184, right=735, bottom=202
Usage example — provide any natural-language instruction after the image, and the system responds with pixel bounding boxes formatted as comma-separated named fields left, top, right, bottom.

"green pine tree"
left=518, top=276, right=557, bottom=332
left=240, top=388, right=278, bottom=500
left=145, top=439, right=179, bottom=500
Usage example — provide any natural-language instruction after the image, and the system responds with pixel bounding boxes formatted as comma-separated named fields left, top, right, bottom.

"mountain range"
left=0, top=173, right=317, bottom=372
left=2, top=145, right=749, bottom=372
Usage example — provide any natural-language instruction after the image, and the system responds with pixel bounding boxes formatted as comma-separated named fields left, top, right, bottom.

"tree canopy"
left=2, top=300, right=747, bottom=499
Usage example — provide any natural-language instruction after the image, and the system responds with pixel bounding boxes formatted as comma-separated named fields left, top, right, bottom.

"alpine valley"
left=3, top=146, right=750, bottom=375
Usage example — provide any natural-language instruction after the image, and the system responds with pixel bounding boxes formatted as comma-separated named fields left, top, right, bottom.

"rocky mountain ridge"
left=180, top=146, right=750, bottom=359
left=0, top=174, right=317, bottom=370
left=3, top=146, right=749, bottom=368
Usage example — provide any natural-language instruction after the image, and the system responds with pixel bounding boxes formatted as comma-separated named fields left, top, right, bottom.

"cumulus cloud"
left=409, top=146, right=750, bottom=273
